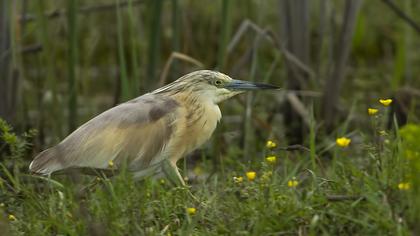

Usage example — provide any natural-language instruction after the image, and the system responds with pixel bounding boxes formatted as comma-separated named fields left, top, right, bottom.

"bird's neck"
left=172, top=92, right=222, bottom=124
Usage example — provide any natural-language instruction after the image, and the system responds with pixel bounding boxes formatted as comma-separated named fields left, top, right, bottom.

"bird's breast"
left=169, top=101, right=221, bottom=164
left=185, top=102, right=221, bottom=150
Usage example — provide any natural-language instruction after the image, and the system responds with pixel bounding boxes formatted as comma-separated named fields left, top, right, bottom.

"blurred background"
left=2, top=1, right=420, bottom=234
left=0, top=0, right=419, bottom=166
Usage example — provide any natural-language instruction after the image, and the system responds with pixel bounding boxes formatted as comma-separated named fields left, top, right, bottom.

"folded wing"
left=29, top=94, right=180, bottom=175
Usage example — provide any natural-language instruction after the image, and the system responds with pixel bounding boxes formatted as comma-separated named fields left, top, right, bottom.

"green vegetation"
left=1, top=115, right=420, bottom=235
left=1, top=0, right=419, bottom=235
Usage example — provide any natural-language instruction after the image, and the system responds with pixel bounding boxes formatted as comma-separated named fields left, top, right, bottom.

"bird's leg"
left=161, top=159, right=186, bottom=187
left=77, top=177, right=102, bottom=198
left=161, top=159, right=205, bottom=205
left=132, top=162, right=162, bottom=180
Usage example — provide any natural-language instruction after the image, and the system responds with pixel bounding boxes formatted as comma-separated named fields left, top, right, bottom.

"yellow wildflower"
left=233, top=176, right=243, bottom=183
left=265, top=156, right=277, bottom=164
left=8, top=214, right=16, bottom=221
left=405, top=150, right=420, bottom=160
left=398, top=182, right=410, bottom=190
left=266, top=140, right=277, bottom=149
left=193, top=166, right=203, bottom=176
left=287, top=178, right=299, bottom=188
left=108, top=160, right=114, bottom=168
left=160, top=179, right=166, bottom=185
left=379, top=98, right=392, bottom=106
left=367, top=108, right=379, bottom=116
left=379, top=130, right=387, bottom=136
left=186, top=207, right=196, bottom=215
left=246, top=171, right=256, bottom=181
left=336, top=137, right=351, bottom=147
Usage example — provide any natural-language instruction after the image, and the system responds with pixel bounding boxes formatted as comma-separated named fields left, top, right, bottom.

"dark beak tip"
left=260, top=85, right=280, bottom=90
left=253, top=82, right=280, bottom=90
left=226, top=79, right=280, bottom=91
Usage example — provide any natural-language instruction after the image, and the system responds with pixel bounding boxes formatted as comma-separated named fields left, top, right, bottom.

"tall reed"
left=116, top=0, right=130, bottom=101
left=35, top=0, right=62, bottom=140
left=217, top=0, right=233, bottom=70
left=212, top=0, right=233, bottom=175
left=147, top=0, right=163, bottom=87
left=0, top=0, right=12, bottom=122
left=67, top=0, right=78, bottom=132
left=322, top=0, right=361, bottom=130
left=127, top=0, right=141, bottom=94
left=170, top=0, right=180, bottom=81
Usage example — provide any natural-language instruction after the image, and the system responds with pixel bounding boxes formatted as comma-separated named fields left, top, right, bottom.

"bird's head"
left=154, top=70, right=279, bottom=104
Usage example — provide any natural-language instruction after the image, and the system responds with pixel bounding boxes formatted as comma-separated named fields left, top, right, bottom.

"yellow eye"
left=214, top=80, right=223, bottom=86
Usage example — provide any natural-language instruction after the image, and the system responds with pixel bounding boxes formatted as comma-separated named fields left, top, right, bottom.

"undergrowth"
left=1, top=111, right=419, bottom=235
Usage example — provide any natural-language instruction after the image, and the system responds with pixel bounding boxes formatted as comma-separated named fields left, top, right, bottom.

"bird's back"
left=29, top=93, right=180, bottom=175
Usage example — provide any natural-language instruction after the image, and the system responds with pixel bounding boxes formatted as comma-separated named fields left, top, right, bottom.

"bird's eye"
left=214, top=80, right=223, bottom=86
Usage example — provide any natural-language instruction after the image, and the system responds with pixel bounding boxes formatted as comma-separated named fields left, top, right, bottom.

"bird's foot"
left=185, top=186, right=209, bottom=207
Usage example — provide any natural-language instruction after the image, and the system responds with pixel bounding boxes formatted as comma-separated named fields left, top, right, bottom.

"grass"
left=1, top=108, right=419, bottom=235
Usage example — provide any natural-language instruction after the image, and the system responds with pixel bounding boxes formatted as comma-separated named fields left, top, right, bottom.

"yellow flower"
left=404, top=150, right=420, bottom=160
left=193, top=166, right=203, bottom=176
left=266, top=140, right=277, bottom=149
left=265, top=156, right=277, bottom=164
left=160, top=179, right=166, bottom=185
left=246, top=171, right=256, bottom=181
left=398, top=182, right=410, bottom=190
left=367, top=108, right=379, bottom=116
left=336, top=137, right=351, bottom=147
left=287, top=178, right=299, bottom=188
left=233, top=176, right=243, bottom=183
left=186, top=207, right=196, bottom=215
left=108, top=160, right=114, bottom=168
left=379, top=98, right=392, bottom=106
left=8, top=214, right=16, bottom=221
left=379, top=130, right=387, bottom=136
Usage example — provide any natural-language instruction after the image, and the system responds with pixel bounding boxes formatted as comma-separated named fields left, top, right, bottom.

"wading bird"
left=30, top=70, right=279, bottom=186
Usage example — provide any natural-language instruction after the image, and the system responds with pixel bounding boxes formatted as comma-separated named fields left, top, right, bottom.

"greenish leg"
left=161, top=159, right=185, bottom=186
left=161, top=159, right=206, bottom=205
left=132, top=160, right=168, bottom=180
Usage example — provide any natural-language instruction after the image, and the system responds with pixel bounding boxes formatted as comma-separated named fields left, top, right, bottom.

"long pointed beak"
left=225, top=79, right=280, bottom=91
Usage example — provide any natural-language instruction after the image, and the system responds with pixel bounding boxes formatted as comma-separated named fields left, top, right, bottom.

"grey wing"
left=29, top=94, right=180, bottom=175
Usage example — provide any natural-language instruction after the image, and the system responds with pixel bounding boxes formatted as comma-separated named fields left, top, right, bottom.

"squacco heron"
left=30, top=70, right=278, bottom=186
